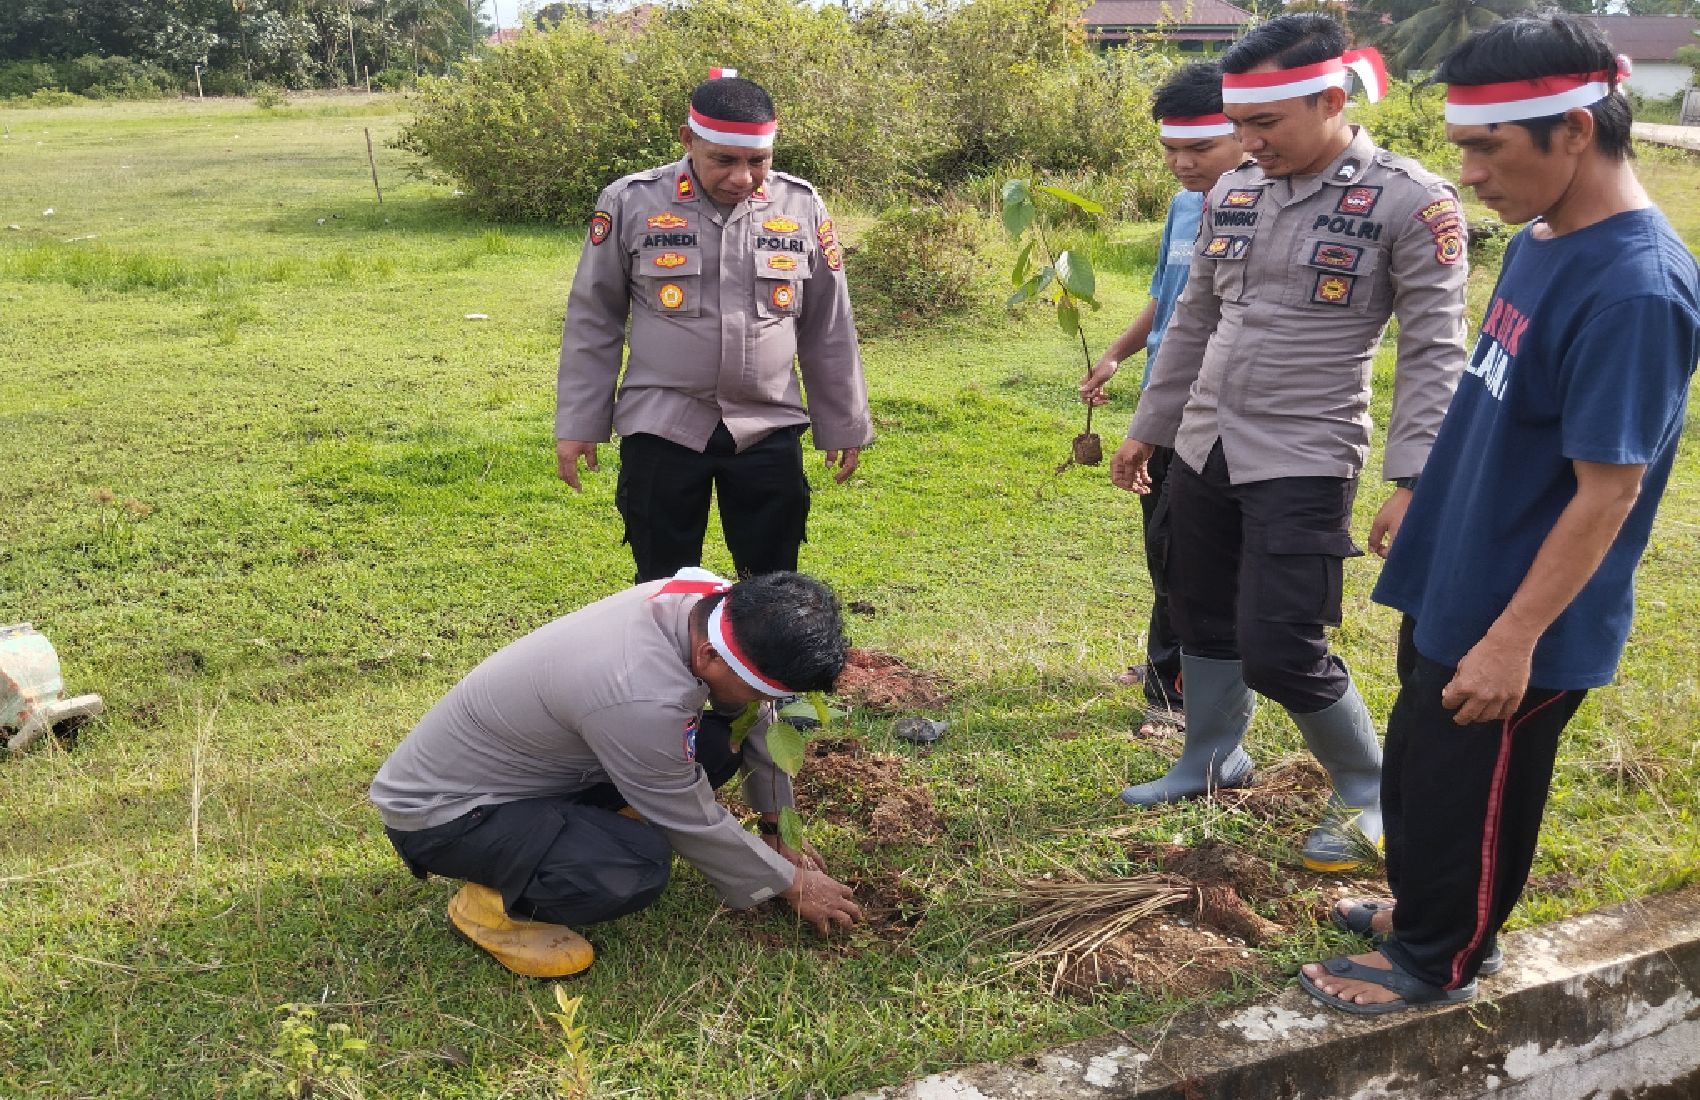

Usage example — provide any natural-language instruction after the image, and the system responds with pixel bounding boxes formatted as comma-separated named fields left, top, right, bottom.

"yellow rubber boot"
left=446, top=883, right=595, bottom=978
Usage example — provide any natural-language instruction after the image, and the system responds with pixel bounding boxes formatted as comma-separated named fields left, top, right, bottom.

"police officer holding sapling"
left=1111, top=14, right=1470, bottom=872
left=555, top=71, right=872, bottom=585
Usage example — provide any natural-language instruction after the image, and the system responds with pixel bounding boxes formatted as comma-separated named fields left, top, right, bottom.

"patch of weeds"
left=240, top=1003, right=368, bottom=1099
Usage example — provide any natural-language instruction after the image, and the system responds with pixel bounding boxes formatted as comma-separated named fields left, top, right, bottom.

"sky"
left=481, top=0, right=520, bottom=30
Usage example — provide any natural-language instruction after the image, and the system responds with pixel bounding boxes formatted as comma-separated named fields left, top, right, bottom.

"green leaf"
left=1054, top=250, right=1096, bottom=304
left=999, top=178, right=1031, bottom=206
left=778, top=807, right=806, bottom=852
left=727, top=702, right=760, bottom=750
left=765, top=720, right=805, bottom=777
left=1010, top=239, right=1036, bottom=287
left=805, top=690, right=834, bottom=726
left=1004, top=266, right=1053, bottom=308
left=1057, top=295, right=1079, bottom=338
left=1034, top=183, right=1105, bottom=214
left=1001, top=196, right=1034, bottom=239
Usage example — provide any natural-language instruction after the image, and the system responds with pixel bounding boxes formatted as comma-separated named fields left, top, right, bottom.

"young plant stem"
left=1077, top=323, right=1095, bottom=437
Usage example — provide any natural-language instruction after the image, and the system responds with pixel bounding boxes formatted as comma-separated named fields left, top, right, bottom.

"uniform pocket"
left=1199, top=232, right=1254, bottom=302
left=636, top=247, right=703, bottom=317
left=1254, top=528, right=1362, bottom=626
left=1288, top=235, right=1383, bottom=313
left=754, top=248, right=813, bottom=319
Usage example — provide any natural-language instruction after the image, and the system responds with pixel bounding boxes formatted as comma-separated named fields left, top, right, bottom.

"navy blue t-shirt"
left=1374, top=208, right=1699, bottom=689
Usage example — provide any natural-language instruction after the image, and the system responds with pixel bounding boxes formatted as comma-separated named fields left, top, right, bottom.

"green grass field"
left=2, top=96, right=1697, bottom=1099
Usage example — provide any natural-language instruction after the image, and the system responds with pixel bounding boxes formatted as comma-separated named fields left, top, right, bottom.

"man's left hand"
left=1368, top=487, right=1414, bottom=559
left=825, top=448, right=860, bottom=484
left=1441, top=632, right=1534, bottom=726
left=763, top=832, right=827, bottom=873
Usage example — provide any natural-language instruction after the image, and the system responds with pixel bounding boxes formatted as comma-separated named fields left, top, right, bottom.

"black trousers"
left=1164, top=440, right=1358, bottom=714
left=1381, top=617, right=1586, bottom=989
left=385, top=712, right=745, bottom=927
left=617, top=422, right=810, bottom=584
left=1139, top=446, right=1184, bottom=712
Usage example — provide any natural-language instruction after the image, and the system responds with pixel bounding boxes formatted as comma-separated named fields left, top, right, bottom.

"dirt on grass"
left=834, top=648, right=949, bottom=712
left=795, top=736, right=943, bottom=848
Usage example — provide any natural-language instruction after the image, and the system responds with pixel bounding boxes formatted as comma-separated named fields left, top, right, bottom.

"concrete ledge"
left=1634, top=122, right=1700, bottom=152
left=849, top=886, right=1700, bottom=1100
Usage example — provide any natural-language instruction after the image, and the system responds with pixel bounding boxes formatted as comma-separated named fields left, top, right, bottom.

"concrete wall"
left=1629, top=62, right=1692, bottom=99
left=850, top=886, right=1700, bottom=1100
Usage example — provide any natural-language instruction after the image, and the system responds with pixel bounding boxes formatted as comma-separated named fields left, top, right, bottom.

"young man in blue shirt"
left=1079, top=61, right=1245, bottom=736
left=1300, top=13, right=1700, bottom=1015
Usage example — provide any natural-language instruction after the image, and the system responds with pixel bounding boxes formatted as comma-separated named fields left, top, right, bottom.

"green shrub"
left=847, top=203, right=993, bottom=334
left=253, top=83, right=288, bottom=110
left=61, top=55, right=178, bottom=99
left=372, top=66, right=415, bottom=92
left=0, top=61, right=59, bottom=99
left=1356, top=79, right=1454, bottom=171
left=23, top=88, right=82, bottom=108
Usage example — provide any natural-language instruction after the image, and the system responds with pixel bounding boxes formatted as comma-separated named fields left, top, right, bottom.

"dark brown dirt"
left=834, top=648, right=949, bottom=712
left=1072, top=432, right=1103, bottom=466
left=1211, top=758, right=1333, bottom=823
left=1055, top=917, right=1269, bottom=999
left=794, top=737, right=943, bottom=848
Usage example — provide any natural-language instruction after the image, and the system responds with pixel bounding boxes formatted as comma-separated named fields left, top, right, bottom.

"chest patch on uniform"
left=1312, top=271, right=1356, bottom=306
left=1204, top=234, right=1251, bottom=260
left=1312, top=214, right=1383, bottom=241
left=683, top=715, right=699, bottom=762
left=757, top=236, right=806, bottom=253
left=589, top=210, right=612, bottom=246
left=1310, top=241, right=1365, bottom=273
left=771, top=284, right=796, bottom=310
left=1335, top=185, right=1382, bottom=217
left=1415, top=197, right=1467, bottom=267
left=647, top=212, right=688, bottom=230
left=1221, top=188, right=1262, bottom=208
left=1214, top=209, right=1258, bottom=229
left=642, top=232, right=697, bottom=248
left=658, top=282, right=685, bottom=309
left=817, top=219, right=843, bottom=270
left=767, top=254, right=799, bottom=271
left=762, top=216, right=800, bottom=233
left=653, top=252, right=688, bottom=269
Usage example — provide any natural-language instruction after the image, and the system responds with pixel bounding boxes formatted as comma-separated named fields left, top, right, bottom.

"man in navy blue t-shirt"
left=1080, top=62, right=1245, bottom=735
left=1301, top=13, right=1700, bottom=1015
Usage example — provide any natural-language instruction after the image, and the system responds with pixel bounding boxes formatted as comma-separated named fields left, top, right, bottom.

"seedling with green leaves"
left=1002, top=179, right=1106, bottom=466
left=730, top=692, right=841, bottom=851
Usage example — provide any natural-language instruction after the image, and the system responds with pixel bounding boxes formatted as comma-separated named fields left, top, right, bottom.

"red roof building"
left=1082, top=0, right=1257, bottom=50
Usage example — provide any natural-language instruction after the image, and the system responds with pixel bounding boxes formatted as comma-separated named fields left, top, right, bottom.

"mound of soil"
left=1056, top=918, right=1266, bottom=999
left=795, top=737, right=943, bottom=847
left=834, top=648, right=948, bottom=712
left=1212, top=758, right=1333, bottom=823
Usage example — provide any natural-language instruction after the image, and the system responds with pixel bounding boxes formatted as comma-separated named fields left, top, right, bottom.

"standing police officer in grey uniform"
left=556, top=74, right=873, bottom=584
left=1112, top=15, right=1469, bottom=872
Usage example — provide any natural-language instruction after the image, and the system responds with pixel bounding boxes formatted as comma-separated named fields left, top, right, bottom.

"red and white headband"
left=652, top=567, right=792, bottom=696
left=689, top=67, right=777, bottom=149
left=707, top=601, right=791, bottom=696
left=1443, top=56, right=1631, bottom=125
left=1221, top=48, right=1388, bottom=105
left=1161, top=113, right=1235, bottom=139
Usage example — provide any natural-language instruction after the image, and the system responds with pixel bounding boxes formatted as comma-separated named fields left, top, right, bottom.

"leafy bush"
left=847, top=204, right=993, bottom=334
left=372, top=66, right=415, bottom=92
left=0, top=56, right=177, bottom=101
left=23, top=89, right=82, bottom=108
left=253, top=83, right=288, bottom=110
left=1356, top=79, right=1454, bottom=171
left=401, top=0, right=1183, bottom=223
left=0, top=61, right=59, bottom=99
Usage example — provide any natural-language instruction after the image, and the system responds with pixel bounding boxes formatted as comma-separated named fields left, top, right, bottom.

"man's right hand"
left=556, top=440, right=599, bottom=492
left=781, top=865, right=863, bottom=935
left=1110, top=438, right=1156, bottom=494
left=1078, top=357, right=1120, bottom=406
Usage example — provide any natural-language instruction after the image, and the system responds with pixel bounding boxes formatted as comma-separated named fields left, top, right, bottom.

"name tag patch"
left=1214, top=209, right=1258, bottom=228
left=1312, top=271, right=1357, bottom=307
left=1310, top=241, right=1365, bottom=273
left=642, top=232, right=696, bottom=248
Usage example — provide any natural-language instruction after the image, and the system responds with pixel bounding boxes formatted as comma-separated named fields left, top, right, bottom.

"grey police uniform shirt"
left=368, top=581, right=797, bottom=908
left=557, top=156, right=874, bottom=455
left=1129, top=126, right=1469, bottom=484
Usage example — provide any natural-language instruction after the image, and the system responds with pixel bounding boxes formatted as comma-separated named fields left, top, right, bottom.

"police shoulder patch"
left=588, top=210, right=612, bottom=246
left=1414, top=195, right=1466, bottom=267
left=682, top=715, right=699, bottom=761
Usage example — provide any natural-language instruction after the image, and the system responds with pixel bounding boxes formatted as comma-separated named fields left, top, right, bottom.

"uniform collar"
left=1276, top=124, right=1373, bottom=205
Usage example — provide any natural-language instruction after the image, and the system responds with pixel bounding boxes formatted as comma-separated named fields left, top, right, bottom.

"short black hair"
left=689, top=76, right=775, bottom=124
left=710, top=572, right=848, bottom=694
left=1222, top=13, right=1345, bottom=76
left=1434, top=13, right=1632, bottom=160
left=1151, top=61, right=1225, bottom=122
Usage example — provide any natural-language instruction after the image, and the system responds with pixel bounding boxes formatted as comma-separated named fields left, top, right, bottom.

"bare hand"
left=762, top=832, right=828, bottom=874
left=1368, top=488, right=1413, bottom=559
left=781, top=865, right=863, bottom=935
left=556, top=440, right=599, bottom=492
left=825, top=448, right=860, bottom=484
left=1110, top=438, right=1156, bottom=494
left=1079, top=357, right=1119, bottom=407
left=1441, top=634, right=1533, bottom=726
